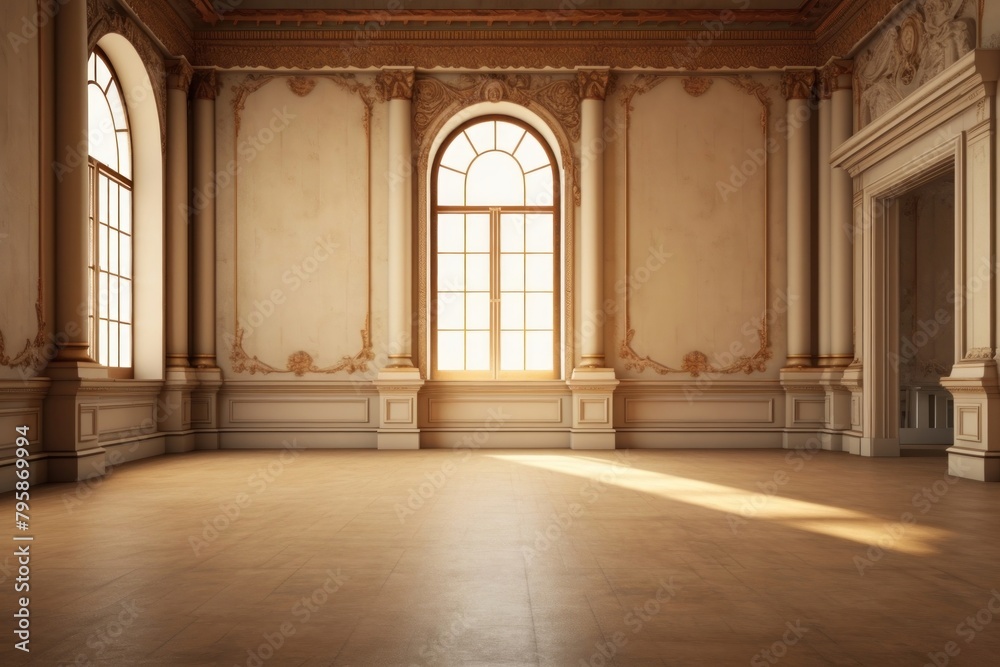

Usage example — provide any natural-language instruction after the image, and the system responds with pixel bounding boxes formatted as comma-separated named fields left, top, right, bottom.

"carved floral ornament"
left=192, top=70, right=218, bottom=100
left=577, top=69, right=610, bottom=100
left=375, top=69, right=415, bottom=101
left=781, top=69, right=816, bottom=100
left=167, top=58, right=194, bottom=92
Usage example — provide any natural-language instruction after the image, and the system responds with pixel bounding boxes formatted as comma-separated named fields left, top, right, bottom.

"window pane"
left=464, top=122, right=495, bottom=154
left=500, top=214, right=524, bottom=252
left=119, top=234, right=132, bottom=279
left=98, top=224, right=108, bottom=271
left=466, top=331, right=490, bottom=370
left=500, top=292, right=524, bottom=329
left=525, top=168, right=554, bottom=207
left=99, top=320, right=109, bottom=366
left=108, top=322, right=119, bottom=366
left=98, top=272, right=109, bottom=319
left=496, top=121, right=526, bottom=154
left=99, top=174, right=109, bottom=223
left=88, top=89, right=118, bottom=170
left=108, top=181, right=119, bottom=229
left=119, top=324, right=132, bottom=368
left=525, top=331, right=553, bottom=371
left=526, top=254, right=553, bottom=291
left=466, top=292, right=490, bottom=330
left=119, top=188, right=132, bottom=233
left=120, top=278, right=132, bottom=324
left=117, top=132, right=131, bottom=179
left=437, top=331, right=465, bottom=370
left=465, top=214, right=490, bottom=252
left=437, top=214, right=464, bottom=253
left=514, top=134, right=550, bottom=173
left=466, top=254, right=489, bottom=291
left=437, top=168, right=466, bottom=206
left=95, top=54, right=112, bottom=90
left=106, top=82, right=126, bottom=128
left=500, top=254, right=524, bottom=291
left=109, top=275, right=120, bottom=321
left=437, top=292, right=464, bottom=330
left=526, top=293, right=553, bottom=329
left=440, top=132, right=477, bottom=172
left=525, top=214, right=553, bottom=252
left=438, top=254, right=465, bottom=291
left=500, top=331, right=525, bottom=371
left=109, top=229, right=119, bottom=275
left=467, top=152, right=524, bottom=206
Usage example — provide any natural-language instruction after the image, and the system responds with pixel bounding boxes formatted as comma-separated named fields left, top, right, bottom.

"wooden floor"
left=4, top=447, right=1000, bottom=666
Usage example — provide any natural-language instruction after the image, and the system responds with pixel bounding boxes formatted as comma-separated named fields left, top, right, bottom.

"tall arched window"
left=432, top=116, right=560, bottom=379
left=88, top=49, right=133, bottom=375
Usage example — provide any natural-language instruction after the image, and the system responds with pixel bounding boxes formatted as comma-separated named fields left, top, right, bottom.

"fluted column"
left=782, top=69, right=816, bottom=367
left=191, top=69, right=217, bottom=368
left=53, top=0, right=90, bottom=362
left=816, top=79, right=833, bottom=366
left=377, top=67, right=416, bottom=369
left=828, top=60, right=855, bottom=365
left=577, top=68, right=610, bottom=369
left=166, top=59, right=193, bottom=368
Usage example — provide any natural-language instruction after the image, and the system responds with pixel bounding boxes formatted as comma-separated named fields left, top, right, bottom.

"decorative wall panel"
left=617, top=74, right=774, bottom=379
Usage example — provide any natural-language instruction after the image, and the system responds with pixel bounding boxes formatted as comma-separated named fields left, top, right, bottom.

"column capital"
left=192, top=69, right=218, bottom=101
left=820, top=59, right=854, bottom=97
left=376, top=67, right=415, bottom=101
left=167, top=58, right=194, bottom=92
left=577, top=67, right=611, bottom=100
left=781, top=68, right=816, bottom=101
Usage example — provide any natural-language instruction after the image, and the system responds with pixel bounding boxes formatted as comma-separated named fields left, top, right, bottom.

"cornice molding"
left=118, top=0, right=195, bottom=61
left=194, top=39, right=818, bottom=71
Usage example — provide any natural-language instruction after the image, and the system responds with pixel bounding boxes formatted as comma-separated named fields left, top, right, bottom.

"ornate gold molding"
left=192, top=69, right=218, bottom=101
left=88, top=0, right=167, bottom=151
left=375, top=68, right=415, bottom=102
left=781, top=69, right=817, bottom=100
left=195, top=39, right=818, bottom=72
left=413, top=72, right=579, bottom=378
left=229, top=319, right=374, bottom=377
left=228, top=73, right=376, bottom=377
left=617, top=74, right=773, bottom=378
left=286, top=76, right=316, bottom=98
left=577, top=69, right=610, bottom=101
left=167, top=58, right=194, bottom=92
left=0, top=281, right=47, bottom=373
left=681, top=77, right=713, bottom=98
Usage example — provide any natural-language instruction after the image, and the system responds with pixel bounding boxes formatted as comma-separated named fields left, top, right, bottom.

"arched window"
left=87, top=49, right=133, bottom=376
left=432, top=116, right=560, bottom=379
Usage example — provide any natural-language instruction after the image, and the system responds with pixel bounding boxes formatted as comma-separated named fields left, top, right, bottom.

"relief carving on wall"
left=228, top=74, right=376, bottom=377
left=88, top=0, right=167, bottom=151
left=0, top=281, right=47, bottom=372
left=855, top=0, right=976, bottom=127
left=617, top=74, right=774, bottom=377
left=681, top=77, right=713, bottom=98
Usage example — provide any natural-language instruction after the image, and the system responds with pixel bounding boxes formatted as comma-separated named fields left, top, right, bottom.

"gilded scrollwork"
left=229, top=73, right=376, bottom=377
left=0, top=281, right=47, bottom=373
left=617, top=74, right=773, bottom=378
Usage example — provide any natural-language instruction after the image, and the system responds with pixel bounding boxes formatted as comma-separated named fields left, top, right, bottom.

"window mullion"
left=490, top=207, right=501, bottom=379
